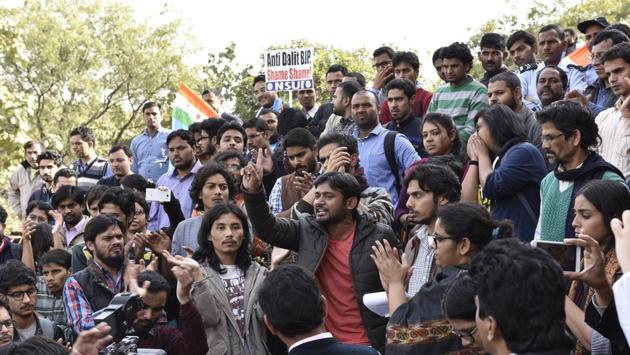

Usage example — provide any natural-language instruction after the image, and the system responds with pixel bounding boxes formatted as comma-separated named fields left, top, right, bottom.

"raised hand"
left=611, top=210, right=630, bottom=273
left=162, top=250, right=204, bottom=282
left=241, top=148, right=265, bottom=192
left=325, top=146, right=352, bottom=173
left=370, top=239, right=411, bottom=291
left=126, top=260, right=151, bottom=298
left=71, top=323, right=113, bottom=355
left=172, top=265, right=194, bottom=304
left=564, top=234, right=612, bottom=307
left=565, top=90, right=591, bottom=107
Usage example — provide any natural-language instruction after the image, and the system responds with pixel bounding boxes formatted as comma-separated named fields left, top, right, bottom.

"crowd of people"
left=1, top=15, right=630, bottom=355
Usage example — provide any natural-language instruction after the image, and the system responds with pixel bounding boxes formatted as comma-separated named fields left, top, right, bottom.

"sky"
left=126, top=0, right=556, bottom=83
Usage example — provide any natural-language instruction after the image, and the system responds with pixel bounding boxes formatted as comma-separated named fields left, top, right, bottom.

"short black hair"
left=188, top=122, right=202, bottom=135
left=51, top=185, right=85, bottom=209
left=336, top=80, right=362, bottom=100
left=166, top=129, right=195, bottom=147
left=257, top=108, right=279, bottom=118
left=253, top=74, right=266, bottom=87
left=314, top=172, right=362, bottom=201
left=442, top=273, right=476, bottom=321
left=385, top=78, right=416, bottom=99
left=316, top=133, right=358, bottom=156
left=0, top=205, right=6, bottom=225
left=536, top=100, right=600, bottom=150
left=345, top=72, right=366, bottom=88
left=193, top=202, right=252, bottom=275
left=432, top=47, right=445, bottom=62
left=373, top=46, right=395, bottom=59
left=602, top=41, right=630, bottom=66
left=189, top=163, right=236, bottom=211
left=52, top=168, right=77, bottom=185
left=138, top=270, right=170, bottom=293
left=133, top=191, right=149, bottom=216
left=30, top=223, right=53, bottom=258
left=609, top=23, right=630, bottom=38
left=200, top=118, right=227, bottom=139
left=37, top=150, right=63, bottom=166
left=25, top=200, right=53, bottom=220
left=474, top=104, right=528, bottom=148
left=216, top=122, right=247, bottom=149
left=242, top=118, right=269, bottom=133
left=539, top=24, right=565, bottom=40
left=392, top=51, right=420, bottom=71
left=277, top=108, right=308, bottom=136
left=23, top=140, right=42, bottom=151
left=40, top=249, right=72, bottom=269
left=489, top=71, right=522, bottom=91
left=576, top=180, right=630, bottom=236
left=4, top=336, right=70, bottom=355
left=536, top=65, right=569, bottom=90
left=436, top=202, right=513, bottom=250
left=142, top=101, right=161, bottom=112
left=480, top=32, right=506, bottom=51
left=85, top=185, right=109, bottom=208
left=258, top=265, right=324, bottom=337
left=69, top=126, right=95, bottom=145
left=0, top=260, right=36, bottom=293
left=120, top=174, right=154, bottom=192
left=97, top=187, right=136, bottom=219
left=422, top=113, right=467, bottom=164
left=470, top=238, right=572, bottom=353
left=83, top=214, right=126, bottom=244
left=441, top=42, right=474, bottom=67
left=108, top=144, right=132, bottom=158
left=506, top=30, right=537, bottom=50
left=589, top=29, right=629, bottom=52
left=326, top=64, right=348, bottom=76
left=403, top=164, right=461, bottom=203
left=283, top=127, right=316, bottom=149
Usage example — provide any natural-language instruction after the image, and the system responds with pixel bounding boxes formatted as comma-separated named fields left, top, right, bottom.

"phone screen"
left=533, top=240, right=581, bottom=272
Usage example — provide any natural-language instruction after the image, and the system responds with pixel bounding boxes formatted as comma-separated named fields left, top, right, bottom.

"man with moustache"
left=0, top=260, right=62, bottom=341
left=269, top=128, right=320, bottom=217
left=478, top=33, right=509, bottom=87
left=507, top=30, right=541, bottom=110
left=536, top=66, right=568, bottom=108
left=28, top=151, right=64, bottom=204
left=130, top=102, right=171, bottom=183
left=8, top=140, right=42, bottom=220
left=63, top=215, right=127, bottom=334
left=51, top=186, right=88, bottom=250
left=0, top=299, right=14, bottom=349
left=148, top=130, right=202, bottom=231
left=97, top=144, right=134, bottom=187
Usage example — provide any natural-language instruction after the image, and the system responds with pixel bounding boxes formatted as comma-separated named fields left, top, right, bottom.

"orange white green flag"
left=171, top=82, right=219, bottom=130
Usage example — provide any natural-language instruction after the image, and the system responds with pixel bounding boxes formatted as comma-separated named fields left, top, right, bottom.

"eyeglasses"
left=5, top=288, right=37, bottom=301
left=373, top=61, right=392, bottom=70
left=541, top=132, right=565, bottom=142
left=0, top=320, right=13, bottom=330
left=452, top=326, right=477, bottom=344
left=427, top=232, right=461, bottom=249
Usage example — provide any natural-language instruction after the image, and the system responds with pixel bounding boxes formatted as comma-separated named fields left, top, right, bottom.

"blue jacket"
left=483, top=139, right=547, bottom=242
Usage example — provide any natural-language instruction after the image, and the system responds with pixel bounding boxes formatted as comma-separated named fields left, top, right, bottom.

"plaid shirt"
left=269, top=177, right=284, bottom=215
left=36, top=276, right=67, bottom=325
left=63, top=261, right=124, bottom=334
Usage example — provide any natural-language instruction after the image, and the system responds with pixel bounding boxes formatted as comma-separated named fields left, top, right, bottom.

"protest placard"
left=264, top=47, right=314, bottom=92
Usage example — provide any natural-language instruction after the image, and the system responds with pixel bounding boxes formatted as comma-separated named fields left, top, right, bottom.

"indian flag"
left=171, top=82, right=219, bottom=130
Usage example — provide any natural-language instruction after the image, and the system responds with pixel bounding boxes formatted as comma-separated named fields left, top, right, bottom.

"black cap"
left=577, top=17, right=610, bottom=34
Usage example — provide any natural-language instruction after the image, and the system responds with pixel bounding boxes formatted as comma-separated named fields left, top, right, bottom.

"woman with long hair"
left=372, top=202, right=512, bottom=354
left=175, top=202, right=268, bottom=355
left=564, top=180, right=630, bottom=355
left=462, top=104, right=547, bottom=242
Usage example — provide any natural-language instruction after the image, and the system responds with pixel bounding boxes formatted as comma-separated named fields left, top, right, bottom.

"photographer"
left=126, top=267, right=208, bottom=355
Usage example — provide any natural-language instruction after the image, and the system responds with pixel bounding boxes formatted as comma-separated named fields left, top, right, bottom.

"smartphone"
left=146, top=188, right=171, bottom=202
left=531, top=240, right=582, bottom=272
left=294, top=167, right=305, bottom=177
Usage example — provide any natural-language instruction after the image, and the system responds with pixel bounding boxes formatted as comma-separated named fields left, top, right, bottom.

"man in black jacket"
left=242, top=152, right=398, bottom=351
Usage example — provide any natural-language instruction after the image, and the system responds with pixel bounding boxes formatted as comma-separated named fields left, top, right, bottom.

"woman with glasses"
left=371, top=202, right=512, bottom=354
left=442, top=274, right=487, bottom=354
left=462, top=104, right=547, bottom=242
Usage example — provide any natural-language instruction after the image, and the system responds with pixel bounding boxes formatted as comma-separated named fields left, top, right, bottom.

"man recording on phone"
left=269, top=128, right=321, bottom=218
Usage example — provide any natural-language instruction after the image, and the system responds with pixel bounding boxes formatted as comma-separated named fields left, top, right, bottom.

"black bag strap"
left=384, top=131, right=401, bottom=193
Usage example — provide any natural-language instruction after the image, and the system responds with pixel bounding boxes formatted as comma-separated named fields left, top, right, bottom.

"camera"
left=93, top=292, right=166, bottom=355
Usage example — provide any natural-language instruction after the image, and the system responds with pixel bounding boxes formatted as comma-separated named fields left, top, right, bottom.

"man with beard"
left=28, top=151, right=64, bottom=204
left=488, top=72, right=542, bottom=148
left=0, top=299, right=14, bottom=350
left=8, top=140, right=42, bottom=220
left=478, top=33, right=509, bottom=87
left=124, top=269, right=208, bottom=355
left=242, top=165, right=398, bottom=352
left=311, top=65, right=348, bottom=137
left=0, top=260, right=62, bottom=341
left=269, top=128, right=320, bottom=217
left=323, top=80, right=361, bottom=136
left=384, top=78, right=424, bottom=154
left=535, top=100, right=625, bottom=242
left=258, top=109, right=281, bottom=152
left=536, top=66, right=568, bottom=107
left=51, top=186, right=88, bottom=250
left=196, top=118, right=226, bottom=165
left=97, top=145, right=133, bottom=187
left=148, top=130, right=202, bottom=231
left=402, top=164, right=461, bottom=296
left=63, top=215, right=127, bottom=334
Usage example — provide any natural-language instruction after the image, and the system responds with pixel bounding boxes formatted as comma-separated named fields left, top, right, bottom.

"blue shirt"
left=353, top=125, right=420, bottom=205
left=587, top=79, right=616, bottom=117
left=130, top=127, right=171, bottom=182
left=148, top=160, right=203, bottom=231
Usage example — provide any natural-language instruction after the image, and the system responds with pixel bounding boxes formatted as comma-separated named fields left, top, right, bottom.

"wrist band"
left=469, top=160, right=479, bottom=166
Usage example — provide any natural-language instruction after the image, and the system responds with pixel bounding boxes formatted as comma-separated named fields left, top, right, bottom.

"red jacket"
left=379, top=87, right=432, bottom=125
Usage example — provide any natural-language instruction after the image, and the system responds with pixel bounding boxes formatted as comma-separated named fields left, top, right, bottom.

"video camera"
left=93, top=292, right=166, bottom=355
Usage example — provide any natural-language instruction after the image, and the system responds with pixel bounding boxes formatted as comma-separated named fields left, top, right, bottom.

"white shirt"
left=288, top=332, right=334, bottom=353
left=613, top=273, right=630, bottom=343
